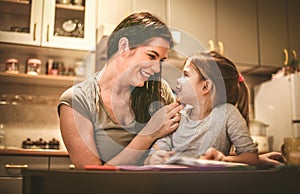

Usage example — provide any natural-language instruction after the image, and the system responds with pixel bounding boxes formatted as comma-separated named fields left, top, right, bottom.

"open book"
left=165, top=155, right=249, bottom=168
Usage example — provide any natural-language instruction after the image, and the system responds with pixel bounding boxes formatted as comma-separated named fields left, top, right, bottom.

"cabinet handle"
left=5, top=164, right=29, bottom=169
left=33, top=23, right=37, bottom=41
left=47, top=25, right=50, bottom=42
left=218, top=41, right=224, bottom=55
left=208, top=40, right=215, bottom=51
left=292, top=50, right=297, bottom=60
left=283, top=49, right=289, bottom=65
left=69, top=164, right=75, bottom=169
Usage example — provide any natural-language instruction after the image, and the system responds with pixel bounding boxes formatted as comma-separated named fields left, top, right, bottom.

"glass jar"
left=5, top=58, right=19, bottom=74
left=26, top=58, right=41, bottom=75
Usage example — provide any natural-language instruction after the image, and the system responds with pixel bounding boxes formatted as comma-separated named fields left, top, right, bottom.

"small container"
left=22, top=138, right=34, bottom=149
left=0, top=124, right=6, bottom=149
left=35, top=138, right=47, bottom=149
left=48, top=138, right=60, bottom=149
left=26, top=58, right=41, bottom=75
left=5, top=58, right=19, bottom=74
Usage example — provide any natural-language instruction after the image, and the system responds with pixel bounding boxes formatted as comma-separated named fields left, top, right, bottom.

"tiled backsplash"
left=0, top=102, right=66, bottom=150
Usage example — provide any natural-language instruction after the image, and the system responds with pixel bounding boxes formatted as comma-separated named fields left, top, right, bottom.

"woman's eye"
left=148, top=54, right=156, bottom=60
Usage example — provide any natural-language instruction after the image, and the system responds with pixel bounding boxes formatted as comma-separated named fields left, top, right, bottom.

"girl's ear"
left=118, top=37, right=129, bottom=54
left=202, top=79, right=213, bottom=94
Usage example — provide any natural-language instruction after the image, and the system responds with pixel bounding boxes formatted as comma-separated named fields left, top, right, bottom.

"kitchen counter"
left=0, top=148, right=68, bottom=156
left=22, top=167, right=300, bottom=194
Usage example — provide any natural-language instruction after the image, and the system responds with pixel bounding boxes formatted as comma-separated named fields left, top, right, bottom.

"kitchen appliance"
left=249, top=120, right=269, bottom=153
left=254, top=74, right=300, bottom=151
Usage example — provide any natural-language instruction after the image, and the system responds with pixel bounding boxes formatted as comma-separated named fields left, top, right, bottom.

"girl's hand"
left=203, top=147, right=225, bottom=161
left=141, top=101, right=183, bottom=140
left=145, top=150, right=176, bottom=165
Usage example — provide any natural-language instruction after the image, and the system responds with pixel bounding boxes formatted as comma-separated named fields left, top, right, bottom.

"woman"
left=58, top=12, right=182, bottom=168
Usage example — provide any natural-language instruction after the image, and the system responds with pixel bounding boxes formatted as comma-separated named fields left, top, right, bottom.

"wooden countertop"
left=0, top=148, right=69, bottom=156
left=22, top=168, right=300, bottom=194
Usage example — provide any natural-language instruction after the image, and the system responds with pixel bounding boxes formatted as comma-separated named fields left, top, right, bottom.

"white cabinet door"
left=133, top=0, right=166, bottom=22
left=217, top=0, right=258, bottom=65
left=258, top=0, right=288, bottom=68
left=0, top=0, right=43, bottom=46
left=287, top=0, right=300, bottom=60
left=169, top=0, right=215, bottom=53
left=42, top=0, right=96, bottom=51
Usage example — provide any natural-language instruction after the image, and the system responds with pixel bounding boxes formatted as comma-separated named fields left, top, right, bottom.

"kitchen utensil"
left=249, top=120, right=270, bottom=153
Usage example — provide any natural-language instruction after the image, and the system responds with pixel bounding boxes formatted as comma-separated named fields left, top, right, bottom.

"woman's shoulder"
left=59, top=73, right=100, bottom=104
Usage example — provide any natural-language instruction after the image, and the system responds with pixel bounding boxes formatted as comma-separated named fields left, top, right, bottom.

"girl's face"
left=122, top=37, right=170, bottom=87
left=176, top=60, right=206, bottom=105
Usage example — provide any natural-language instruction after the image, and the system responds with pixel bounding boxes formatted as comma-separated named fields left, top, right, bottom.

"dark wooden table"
left=22, top=167, right=300, bottom=194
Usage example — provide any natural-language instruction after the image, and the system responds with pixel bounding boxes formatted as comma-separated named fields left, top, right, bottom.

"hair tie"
left=238, top=73, right=244, bottom=83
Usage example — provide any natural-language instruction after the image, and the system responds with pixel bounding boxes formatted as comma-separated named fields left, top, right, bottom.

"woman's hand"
left=141, top=101, right=183, bottom=140
left=144, top=150, right=176, bottom=165
left=258, top=152, right=285, bottom=166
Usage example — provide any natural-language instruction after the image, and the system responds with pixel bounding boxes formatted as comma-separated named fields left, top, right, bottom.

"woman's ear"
left=118, top=37, right=129, bottom=54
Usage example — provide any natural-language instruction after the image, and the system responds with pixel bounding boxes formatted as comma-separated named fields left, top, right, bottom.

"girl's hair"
left=107, top=12, right=174, bottom=60
left=189, top=51, right=250, bottom=125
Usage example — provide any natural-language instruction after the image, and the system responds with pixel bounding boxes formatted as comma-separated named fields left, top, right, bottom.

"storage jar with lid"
left=5, top=58, right=19, bottom=74
left=26, top=58, right=41, bottom=75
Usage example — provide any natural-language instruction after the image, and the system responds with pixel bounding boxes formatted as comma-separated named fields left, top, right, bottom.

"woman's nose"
left=151, top=61, right=161, bottom=73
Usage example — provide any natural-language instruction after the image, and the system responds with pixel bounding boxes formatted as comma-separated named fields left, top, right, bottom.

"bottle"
left=0, top=124, right=6, bottom=149
left=46, top=59, right=53, bottom=75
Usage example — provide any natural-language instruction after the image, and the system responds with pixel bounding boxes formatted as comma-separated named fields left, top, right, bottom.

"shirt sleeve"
left=148, top=135, right=173, bottom=156
left=57, top=78, right=97, bottom=124
left=226, top=104, right=258, bottom=155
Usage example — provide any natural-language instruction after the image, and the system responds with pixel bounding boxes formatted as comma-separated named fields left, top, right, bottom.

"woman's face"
left=122, top=37, right=170, bottom=87
left=176, top=60, right=205, bottom=105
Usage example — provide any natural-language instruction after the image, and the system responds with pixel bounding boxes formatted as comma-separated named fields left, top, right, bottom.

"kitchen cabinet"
left=168, top=0, right=215, bottom=56
left=169, top=0, right=258, bottom=66
left=287, top=0, right=300, bottom=63
left=132, top=0, right=166, bottom=22
left=258, top=0, right=300, bottom=69
left=0, top=0, right=96, bottom=51
left=258, top=0, right=288, bottom=68
left=97, top=0, right=132, bottom=38
left=0, top=155, right=48, bottom=194
left=216, top=0, right=258, bottom=66
left=49, top=156, right=73, bottom=170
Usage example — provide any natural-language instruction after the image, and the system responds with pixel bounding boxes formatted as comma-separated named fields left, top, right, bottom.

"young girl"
left=145, top=51, right=259, bottom=166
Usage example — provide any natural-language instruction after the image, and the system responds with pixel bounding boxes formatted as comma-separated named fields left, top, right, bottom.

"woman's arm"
left=60, top=102, right=182, bottom=168
left=107, top=101, right=182, bottom=166
left=60, top=105, right=101, bottom=169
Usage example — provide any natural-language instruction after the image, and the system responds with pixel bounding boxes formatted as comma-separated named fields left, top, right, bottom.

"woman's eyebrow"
left=148, top=50, right=167, bottom=61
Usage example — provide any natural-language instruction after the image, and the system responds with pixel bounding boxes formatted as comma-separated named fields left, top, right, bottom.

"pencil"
left=153, top=144, right=160, bottom=151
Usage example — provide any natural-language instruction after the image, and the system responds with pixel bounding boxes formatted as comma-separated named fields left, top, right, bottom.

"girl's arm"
left=204, top=147, right=259, bottom=166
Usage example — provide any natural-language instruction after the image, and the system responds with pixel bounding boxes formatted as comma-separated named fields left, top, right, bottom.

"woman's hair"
left=106, top=12, right=174, bottom=124
left=189, top=51, right=250, bottom=125
left=107, top=12, right=174, bottom=60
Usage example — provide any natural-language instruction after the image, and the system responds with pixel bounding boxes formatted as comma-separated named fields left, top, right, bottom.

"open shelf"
left=0, top=72, right=85, bottom=87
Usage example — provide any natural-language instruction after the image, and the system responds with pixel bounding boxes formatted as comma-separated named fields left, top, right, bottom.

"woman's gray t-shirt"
left=58, top=71, right=175, bottom=164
